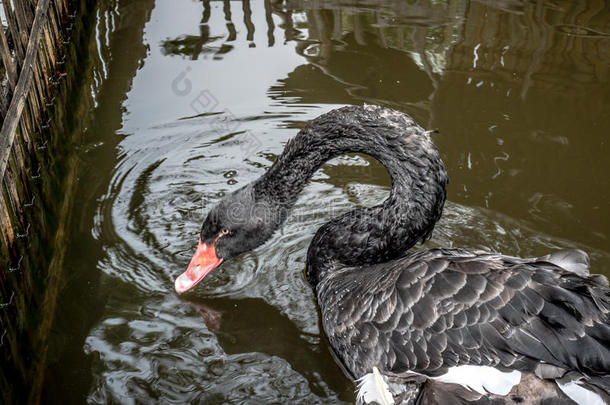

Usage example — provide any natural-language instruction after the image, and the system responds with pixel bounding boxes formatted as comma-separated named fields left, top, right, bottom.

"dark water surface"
left=42, top=0, right=610, bottom=403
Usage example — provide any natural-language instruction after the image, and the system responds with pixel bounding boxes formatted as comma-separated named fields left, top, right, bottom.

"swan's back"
left=316, top=248, right=610, bottom=404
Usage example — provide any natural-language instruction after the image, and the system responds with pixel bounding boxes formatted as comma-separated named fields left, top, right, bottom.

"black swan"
left=175, top=105, right=610, bottom=404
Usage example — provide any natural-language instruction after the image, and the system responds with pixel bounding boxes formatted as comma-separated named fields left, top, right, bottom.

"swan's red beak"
left=175, top=239, right=223, bottom=294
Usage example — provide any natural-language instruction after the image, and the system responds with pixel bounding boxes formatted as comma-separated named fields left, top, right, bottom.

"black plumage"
left=190, top=105, right=610, bottom=404
left=317, top=249, right=610, bottom=387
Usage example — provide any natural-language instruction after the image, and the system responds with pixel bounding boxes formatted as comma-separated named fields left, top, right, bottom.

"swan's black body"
left=194, top=105, right=610, bottom=404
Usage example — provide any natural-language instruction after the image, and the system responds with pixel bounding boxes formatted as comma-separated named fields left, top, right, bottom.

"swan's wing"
left=537, top=248, right=591, bottom=277
left=317, top=249, right=610, bottom=388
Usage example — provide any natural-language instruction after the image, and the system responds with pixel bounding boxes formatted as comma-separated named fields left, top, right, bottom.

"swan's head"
left=175, top=185, right=280, bottom=293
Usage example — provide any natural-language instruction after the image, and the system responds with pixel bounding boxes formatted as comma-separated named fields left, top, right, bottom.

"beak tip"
left=176, top=240, right=222, bottom=294
left=174, top=274, right=189, bottom=294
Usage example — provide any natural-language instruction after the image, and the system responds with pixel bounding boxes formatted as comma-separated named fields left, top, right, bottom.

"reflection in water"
left=42, top=0, right=610, bottom=403
left=41, top=0, right=156, bottom=403
left=188, top=296, right=352, bottom=398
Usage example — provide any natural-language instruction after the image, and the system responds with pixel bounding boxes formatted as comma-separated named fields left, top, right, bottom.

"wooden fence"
left=0, top=0, right=79, bottom=403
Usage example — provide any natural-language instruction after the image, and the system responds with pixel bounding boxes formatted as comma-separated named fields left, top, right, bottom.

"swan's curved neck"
left=253, top=106, right=448, bottom=289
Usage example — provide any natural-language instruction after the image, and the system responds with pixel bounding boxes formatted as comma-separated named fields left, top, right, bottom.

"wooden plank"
left=30, top=55, right=46, bottom=122
left=12, top=0, right=32, bottom=54
left=3, top=163, right=24, bottom=238
left=56, top=0, right=68, bottom=20
left=26, top=0, right=36, bottom=22
left=26, top=76, right=42, bottom=132
left=29, top=21, right=49, bottom=117
left=3, top=0, right=25, bottom=62
left=38, top=34, right=54, bottom=90
left=17, top=0, right=35, bottom=29
left=41, top=21, right=56, bottom=75
left=0, top=25, right=18, bottom=90
left=11, top=133, right=30, bottom=202
left=0, top=195, right=14, bottom=248
left=6, top=151, right=25, bottom=211
left=21, top=97, right=36, bottom=141
left=35, top=50, right=53, bottom=123
left=47, top=0, right=62, bottom=55
left=0, top=0, right=51, bottom=181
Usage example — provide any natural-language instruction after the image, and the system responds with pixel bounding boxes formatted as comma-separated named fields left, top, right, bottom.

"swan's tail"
left=356, top=367, right=395, bottom=405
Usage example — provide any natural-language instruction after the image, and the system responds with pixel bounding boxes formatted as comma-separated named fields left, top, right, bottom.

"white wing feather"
left=557, top=381, right=606, bottom=405
left=356, top=367, right=395, bottom=405
left=430, top=365, right=521, bottom=396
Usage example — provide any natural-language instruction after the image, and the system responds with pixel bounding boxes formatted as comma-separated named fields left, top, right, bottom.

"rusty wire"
left=9, top=256, right=23, bottom=273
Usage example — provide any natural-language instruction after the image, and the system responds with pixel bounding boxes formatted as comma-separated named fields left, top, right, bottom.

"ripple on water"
left=85, top=294, right=343, bottom=404
left=89, top=106, right=354, bottom=402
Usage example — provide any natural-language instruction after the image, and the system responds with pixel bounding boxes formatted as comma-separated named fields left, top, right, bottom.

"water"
left=42, top=0, right=610, bottom=403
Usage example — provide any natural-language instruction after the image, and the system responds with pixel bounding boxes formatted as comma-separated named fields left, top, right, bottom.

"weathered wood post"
left=0, top=0, right=83, bottom=403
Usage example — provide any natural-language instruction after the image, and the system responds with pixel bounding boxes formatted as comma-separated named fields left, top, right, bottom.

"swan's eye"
left=221, top=228, right=230, bottom=236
